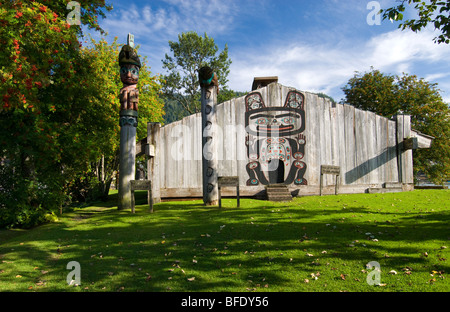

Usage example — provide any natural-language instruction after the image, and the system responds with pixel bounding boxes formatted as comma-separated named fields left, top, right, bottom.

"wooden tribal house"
left=140, top=78, right=433, bottom=203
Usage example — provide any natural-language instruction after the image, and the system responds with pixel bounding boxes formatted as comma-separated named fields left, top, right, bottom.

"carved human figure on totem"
left=245, top=90, right=307, bottom=186
left=119, top=45, right=141, bottom=111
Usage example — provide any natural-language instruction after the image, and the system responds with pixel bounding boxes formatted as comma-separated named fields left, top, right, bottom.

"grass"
left=0, top=190, right=448, bottom=292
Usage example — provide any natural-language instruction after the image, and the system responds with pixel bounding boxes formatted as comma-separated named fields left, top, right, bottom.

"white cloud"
left=101, top=0, right=240, bottom=43
left=425, top=73, right=449, bottom=81
left=161, top=0, right=238, bottom=32
left=365, top=28, right=448, bottom=69
left=94, top=1, right=449, bottom=104
left=97, top=0, right=243, bottom=73
left=228, top=27, right=450, bottom=102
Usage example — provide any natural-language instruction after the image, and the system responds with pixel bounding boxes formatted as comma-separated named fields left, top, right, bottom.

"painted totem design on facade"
left=245, top=90, right=307, bottom=186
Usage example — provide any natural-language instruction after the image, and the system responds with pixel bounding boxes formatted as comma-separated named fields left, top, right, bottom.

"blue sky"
left=87, top=0, right=450, bottom=103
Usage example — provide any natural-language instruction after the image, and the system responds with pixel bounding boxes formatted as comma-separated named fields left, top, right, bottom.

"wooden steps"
left=266, top=184, right=293, bottom=202
left=368, top=183, right=403, bottom=194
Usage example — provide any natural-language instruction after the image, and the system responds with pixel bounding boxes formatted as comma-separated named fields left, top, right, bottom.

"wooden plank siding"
left=151, top=83, right=418, bottom=199
left=343, top=104, right=357, bottom=185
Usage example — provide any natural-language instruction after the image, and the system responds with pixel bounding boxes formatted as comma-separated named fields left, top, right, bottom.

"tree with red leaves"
left=0, top=0, right=117, bottom=228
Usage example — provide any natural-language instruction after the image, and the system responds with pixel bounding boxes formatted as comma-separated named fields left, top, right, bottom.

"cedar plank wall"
left=156, top=83, right=412, bottom=198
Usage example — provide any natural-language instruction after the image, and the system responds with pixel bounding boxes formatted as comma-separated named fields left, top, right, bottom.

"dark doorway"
left=268, top=159, right=285, bottom=184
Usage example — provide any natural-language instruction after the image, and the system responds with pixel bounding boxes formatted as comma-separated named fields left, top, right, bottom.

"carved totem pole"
left=118, top=34, right=141, bottom=211
left=199, top=66, right=220, bottom=206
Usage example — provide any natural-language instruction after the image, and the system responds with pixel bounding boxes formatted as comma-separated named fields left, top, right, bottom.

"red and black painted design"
left=245, top=91, right=307, bottom=186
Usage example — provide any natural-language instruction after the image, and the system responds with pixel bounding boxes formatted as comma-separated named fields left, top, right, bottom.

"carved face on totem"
left=120, top=64, right=140, bottom=86
left=118, top=44, right=141, bottom=86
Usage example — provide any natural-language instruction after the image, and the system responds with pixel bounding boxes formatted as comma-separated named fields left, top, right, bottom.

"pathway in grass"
left=0, top=190, right=448, bottom=292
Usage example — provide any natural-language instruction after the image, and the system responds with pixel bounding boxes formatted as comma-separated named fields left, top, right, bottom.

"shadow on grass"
left=0, top=191, right=449, bottom=292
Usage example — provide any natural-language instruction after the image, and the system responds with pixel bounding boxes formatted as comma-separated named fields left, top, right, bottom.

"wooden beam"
left=136, top=138, right=148, bottom=156
left=403, top=137, right=418, bottom=151
left=411, top=130, right=434, bottom=149
left=395, top=115, right=414, bottom=184
left=147, top=122, right=161, bottom=204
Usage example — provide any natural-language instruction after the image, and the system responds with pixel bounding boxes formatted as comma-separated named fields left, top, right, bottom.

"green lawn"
left=0, top=190, right=448, bottom=292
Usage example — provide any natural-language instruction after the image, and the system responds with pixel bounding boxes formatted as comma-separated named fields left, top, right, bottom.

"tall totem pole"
left=118, top=34, right=141, bottom=211
left=199, top=66, right=219, bottom=206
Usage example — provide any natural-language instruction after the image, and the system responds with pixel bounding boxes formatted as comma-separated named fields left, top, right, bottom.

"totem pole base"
left=118, top=122, right=137, bottom=211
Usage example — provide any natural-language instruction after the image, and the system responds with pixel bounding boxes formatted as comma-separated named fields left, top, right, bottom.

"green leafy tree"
left=163, top=97, right=187, bottom=124
left=341, top=68, right=399, bottom=117
left=0, top=1, right=112, bottom=113
left=316, top=92, right=337, bottom=104
left=381, top=0, right=450, bottom=44
left=0, top=0, right=111, bottom=227
left=342, top=68, right=450, bottom=184
left=161, top=31, right=232, bottom=117
left=65, top=37, right=164, bottom=203
left=0, top=1, right=164, bottom=228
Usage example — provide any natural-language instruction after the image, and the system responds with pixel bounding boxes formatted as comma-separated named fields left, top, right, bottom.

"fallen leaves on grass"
left=310, top=272, right=320, bottom=280
left=403, top=269, right=412, bottom=275
left=311, top=259, right=320, bottom=266
left=430, top=270, right=445, bottom=279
